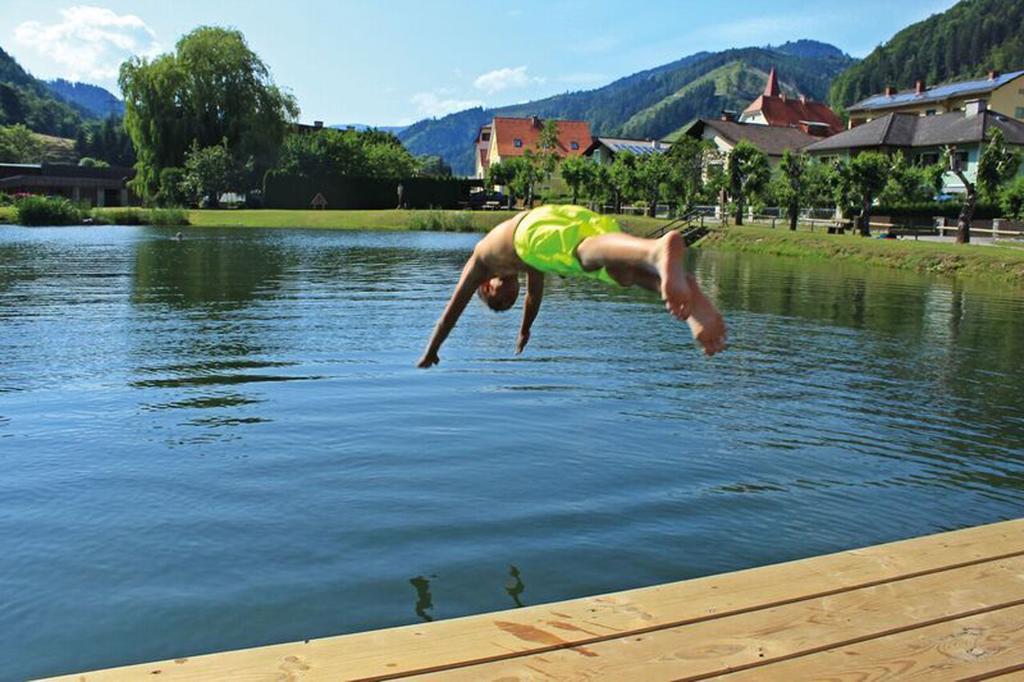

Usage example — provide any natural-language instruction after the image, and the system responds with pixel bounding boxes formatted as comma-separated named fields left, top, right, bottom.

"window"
left=917, top=153, right=940, bottom=166
left=513, top=138, right=523, bottom=148
left=570, top=141, right=579, bottom=150
left=925, top=109, right=937, bottom=116
left=951, top=151, right=969, bottom=171
left=1016, top=107, right=1024, bottom=119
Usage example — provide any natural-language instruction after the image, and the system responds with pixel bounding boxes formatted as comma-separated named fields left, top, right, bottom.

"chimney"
left=965, top=99, right=988, bottom=117
left=720, top=110, right=737, bottom=122
left=884, top=86, right=895, bottom=97
left=915, top=80, right=925, bottom=95
left=799, top=94, right=807, bottom=104
left=314, top=120, right=323, bottom=129
left=531, top=116, right=541, bottom=128
left=989, top=70, right=1000, bottom=81
left=780, top=91, right=787, bottom=101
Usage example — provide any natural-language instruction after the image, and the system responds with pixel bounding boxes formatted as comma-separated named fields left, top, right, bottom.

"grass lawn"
left=701, top=225, right=1024, bottom=284
left=185, top=209, right=670, bottom=235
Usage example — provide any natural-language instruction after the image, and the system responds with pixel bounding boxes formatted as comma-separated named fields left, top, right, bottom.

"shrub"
left=15, top=195, right=84, bottom=226
left=1000, top=177, right=1024, bottom=221
left=408, top=210, right=476, bottom=232
left=149, top=208, right=189, bottom=226
left=0, top=192, right=12, bottom=206
left=92, top=207, right=189, bottom=226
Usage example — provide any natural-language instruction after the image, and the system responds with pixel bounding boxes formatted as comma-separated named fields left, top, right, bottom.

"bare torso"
left=472, top=211, right=531, bottom=277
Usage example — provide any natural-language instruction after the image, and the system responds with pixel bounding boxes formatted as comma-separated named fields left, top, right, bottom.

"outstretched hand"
left=417, top=351, right=440, bottom=368
left=516, top=331, right=530, bottom=355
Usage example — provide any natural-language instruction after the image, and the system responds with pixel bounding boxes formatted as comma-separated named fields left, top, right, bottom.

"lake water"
left=2, top=225, right=1022, bottom=679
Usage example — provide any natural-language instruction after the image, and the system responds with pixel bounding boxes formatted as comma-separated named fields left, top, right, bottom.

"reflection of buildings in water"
left=409, top=575, right=434, bottom=622
left=505, top=565, right=525, bottom=608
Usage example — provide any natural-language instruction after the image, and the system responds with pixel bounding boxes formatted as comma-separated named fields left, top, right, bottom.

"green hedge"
left=873, top=202, right=1002, bottom=220
left=263, top=172, right=481, bottom=210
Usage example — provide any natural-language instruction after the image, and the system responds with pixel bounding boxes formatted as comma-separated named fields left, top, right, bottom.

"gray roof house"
left=804, top=102, right=1024, bottom=192
left=680, top=118, right=820, bottom=162
left=584, top=137, right=671, bottom=164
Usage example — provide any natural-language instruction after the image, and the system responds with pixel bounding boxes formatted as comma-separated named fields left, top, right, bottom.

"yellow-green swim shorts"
left=513, top=205, right=623, bottom=285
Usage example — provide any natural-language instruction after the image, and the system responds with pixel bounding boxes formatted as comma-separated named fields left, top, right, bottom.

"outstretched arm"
left=516, top=269, right=544, bottom=354
left=418, top=254, right=489, bottom=368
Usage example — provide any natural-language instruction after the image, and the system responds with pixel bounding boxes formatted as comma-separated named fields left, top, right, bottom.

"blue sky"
left=2, top=1, right=957, bottom=126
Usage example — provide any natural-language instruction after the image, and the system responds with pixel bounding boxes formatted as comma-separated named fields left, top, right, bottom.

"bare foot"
left=654, top=232, right=727, bottom=356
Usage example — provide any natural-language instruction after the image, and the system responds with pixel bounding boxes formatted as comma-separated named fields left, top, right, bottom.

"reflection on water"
left=410, top=576, right=435, bottom=623
left=506, top=565, right=525, bottom=608
left=1, top=225, right=1023, bottom=679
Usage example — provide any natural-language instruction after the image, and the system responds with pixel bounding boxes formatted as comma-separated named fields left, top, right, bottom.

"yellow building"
left=847, top=70, right=1024, bottom=127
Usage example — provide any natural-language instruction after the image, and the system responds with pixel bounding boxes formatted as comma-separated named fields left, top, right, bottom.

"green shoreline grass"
left=700, top=225, right=1024, bottom=285
left=184, top=208, right=669, bottom=235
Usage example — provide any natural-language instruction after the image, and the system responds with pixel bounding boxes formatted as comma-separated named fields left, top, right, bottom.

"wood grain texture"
left=41, top=518, right=1024, bottom=682
left=402, top=556, right=1024, bottom=681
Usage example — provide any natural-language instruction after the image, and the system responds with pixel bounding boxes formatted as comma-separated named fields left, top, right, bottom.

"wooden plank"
left=44, top=519, right=1024, bottom=682
left=719, top=604, right=1024, bottom=682
left=399, top=555, right=1024, bottom=681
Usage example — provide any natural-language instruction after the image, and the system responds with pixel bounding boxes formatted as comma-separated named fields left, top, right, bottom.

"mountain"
left=331, top=123, right=408, bottom=135
left=47, top=79, right=124, bottom=118
left=771, top=40, right=849, bottom=60
left=829, top=0, right=1024, bottom=110
left=398, top=43, right=855, bottom=175
left=0, top=46, right=85, bottom=137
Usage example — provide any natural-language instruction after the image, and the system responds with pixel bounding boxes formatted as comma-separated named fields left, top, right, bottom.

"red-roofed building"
left=474, top=116, right=593, bottom=178
left=739, top=68, right=844, bottom=136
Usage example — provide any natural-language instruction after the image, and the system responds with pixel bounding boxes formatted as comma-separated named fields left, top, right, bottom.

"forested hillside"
left=829, top=0, right=1024, bottom=109
left=399, top=42, right=854, bottom=175
left=0, top=47, right=85, bottom=137
left=47, top=79, right=124, bottom=118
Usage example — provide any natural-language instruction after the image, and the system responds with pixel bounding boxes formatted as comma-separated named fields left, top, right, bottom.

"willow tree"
left=119, top=26, right=298, bottom=199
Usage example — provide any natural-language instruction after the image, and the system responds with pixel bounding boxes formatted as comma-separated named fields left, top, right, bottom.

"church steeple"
left=764, top=67, right=779, bottom=97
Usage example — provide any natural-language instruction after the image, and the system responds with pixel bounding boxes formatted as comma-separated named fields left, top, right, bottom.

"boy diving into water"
left=417, top=204, right=727, bottom=368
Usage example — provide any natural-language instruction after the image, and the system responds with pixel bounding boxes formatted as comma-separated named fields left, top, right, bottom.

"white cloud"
left=411, top=92, right=483, bottom=118
left=14, top=5, right=160, bottom=86
left=473, top=66, right=544, bottom=94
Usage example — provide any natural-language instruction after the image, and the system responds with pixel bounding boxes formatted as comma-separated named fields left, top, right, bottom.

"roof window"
left=514, top=138, right=523, bottom=148
left=570, top=141, right=579, bottom=150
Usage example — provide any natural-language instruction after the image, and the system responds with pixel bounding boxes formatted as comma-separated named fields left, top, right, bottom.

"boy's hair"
left=477, top=275, right=519, bottom=312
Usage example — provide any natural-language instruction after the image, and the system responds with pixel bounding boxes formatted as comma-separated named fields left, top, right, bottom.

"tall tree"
left=847, top=152, right=890, bottom=236
left=777, top=150, right=807, bottom=230
left=558, top=155, right=594, bottom=205
left=634, top=152, right=673, bottom=217
left=949, top=128, right=1021, bottom=244
left=663, top=137, right=706, bottom=213
left=119, top=26, right=298, bottom=199
left=609, top=151, right=640, bottom=213
left=727, top=141, right=770, bottom=225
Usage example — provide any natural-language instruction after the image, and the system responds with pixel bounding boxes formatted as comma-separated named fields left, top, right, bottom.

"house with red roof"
left=474, top=116, right=593, bottom=178
left=739, top=68, right=844, bottom=136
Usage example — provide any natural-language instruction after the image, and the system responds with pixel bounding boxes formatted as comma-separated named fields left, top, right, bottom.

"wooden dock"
left=47, top=518, right=1024, bottom=681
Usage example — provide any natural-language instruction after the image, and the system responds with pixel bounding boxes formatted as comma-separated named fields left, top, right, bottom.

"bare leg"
left=577, top=232, right=727, bottom=356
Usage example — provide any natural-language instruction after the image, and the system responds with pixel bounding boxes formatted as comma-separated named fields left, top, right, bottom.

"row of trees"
left=117, top=26, right=449, bottom=207
left=486, top=130, right=1023, bottom=245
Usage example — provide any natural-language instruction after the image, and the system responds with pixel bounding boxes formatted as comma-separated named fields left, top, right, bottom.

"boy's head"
left=477, top=275, right=519, bottom=312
